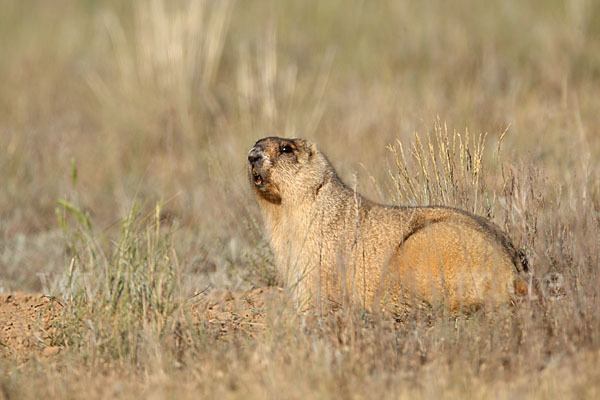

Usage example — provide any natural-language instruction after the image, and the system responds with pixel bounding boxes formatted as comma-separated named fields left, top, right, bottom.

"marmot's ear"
left=304, top=141, right=318, bottom=159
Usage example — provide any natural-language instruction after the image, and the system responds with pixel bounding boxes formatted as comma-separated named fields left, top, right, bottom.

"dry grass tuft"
left=387, top=119, right=500, bottom=215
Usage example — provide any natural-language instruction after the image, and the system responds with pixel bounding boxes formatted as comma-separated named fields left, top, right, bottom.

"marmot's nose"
left=248, top=147, right=263, bottom=164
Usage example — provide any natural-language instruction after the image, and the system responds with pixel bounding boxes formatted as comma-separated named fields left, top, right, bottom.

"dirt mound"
left=0, top=288, right=278, bottom=358
left=0, top=293, right=63, bottom=358
left=190, top=287, right=281, bottom=339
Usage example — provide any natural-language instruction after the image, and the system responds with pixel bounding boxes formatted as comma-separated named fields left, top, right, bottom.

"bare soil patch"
left=190, top=287, right=279, bottom=339
left=0, top=288, right=274, bottom=359
left=0, top=293, right=62, bottom=358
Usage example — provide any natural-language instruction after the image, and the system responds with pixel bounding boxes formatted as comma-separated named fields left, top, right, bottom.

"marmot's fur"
left=248, top=137, right=527, bottom=312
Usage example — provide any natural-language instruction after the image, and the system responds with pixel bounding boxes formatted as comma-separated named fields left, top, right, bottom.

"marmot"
left=248, top=137, right=528, bottom=313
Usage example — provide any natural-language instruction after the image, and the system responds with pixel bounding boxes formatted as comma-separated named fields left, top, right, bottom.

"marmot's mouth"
left=251, top=168, right=263, bottom=185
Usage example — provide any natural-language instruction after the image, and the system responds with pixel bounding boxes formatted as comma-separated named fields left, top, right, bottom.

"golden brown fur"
left=248, top=137, right=527, bottom=313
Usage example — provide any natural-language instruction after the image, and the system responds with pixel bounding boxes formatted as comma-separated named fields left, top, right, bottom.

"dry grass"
left=1, top=0, right=600, bottom=398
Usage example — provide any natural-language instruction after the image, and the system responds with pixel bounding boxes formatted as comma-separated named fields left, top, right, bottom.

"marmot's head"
left=248, top=137, right=325, bottom=205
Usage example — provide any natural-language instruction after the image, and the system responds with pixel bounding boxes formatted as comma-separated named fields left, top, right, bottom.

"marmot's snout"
left=248, top=146, right=263, bottom=165
left=248, top=145, right=267, bottom=186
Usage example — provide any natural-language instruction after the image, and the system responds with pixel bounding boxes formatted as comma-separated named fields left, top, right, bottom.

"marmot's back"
left=386, top=207, right=520, bottom=311
left=248, top=137, right=525, bottom=312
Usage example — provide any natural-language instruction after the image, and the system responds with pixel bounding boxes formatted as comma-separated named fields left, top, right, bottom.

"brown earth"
left=0, top=288, right=274, bottom=359
left=190, top=287, right=286, bottom=340
left=0, top=293, right=63, bottom=358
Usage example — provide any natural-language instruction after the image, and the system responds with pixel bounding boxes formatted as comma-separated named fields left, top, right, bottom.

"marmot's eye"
left=281, top=145, right=293, bottom=154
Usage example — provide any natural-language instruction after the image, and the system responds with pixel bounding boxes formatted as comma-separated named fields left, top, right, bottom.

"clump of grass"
left=387, top=119, right=505, bottom=217
left=54, top=200, right=182, bottom=362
